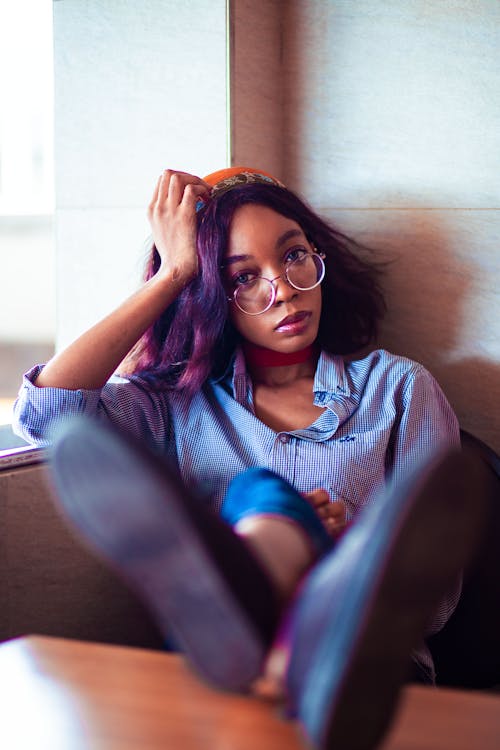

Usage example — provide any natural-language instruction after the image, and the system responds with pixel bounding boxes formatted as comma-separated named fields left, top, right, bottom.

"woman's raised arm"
left=35, top=170, right=210, bottom=390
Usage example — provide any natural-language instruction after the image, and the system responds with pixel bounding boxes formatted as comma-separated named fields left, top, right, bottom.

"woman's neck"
left=242, top=341, right=319, bottom=386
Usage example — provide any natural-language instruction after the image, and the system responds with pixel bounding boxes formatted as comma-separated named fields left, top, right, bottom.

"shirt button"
left=279, top=434, right=290, bottom=444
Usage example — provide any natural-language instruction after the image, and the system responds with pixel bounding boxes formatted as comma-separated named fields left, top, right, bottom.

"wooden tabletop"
left=0, top=636, right=499, bottom=750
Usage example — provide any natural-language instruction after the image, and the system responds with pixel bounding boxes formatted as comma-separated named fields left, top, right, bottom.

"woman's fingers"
left=149, top=170, right=208, bottom=212
left=180, top=182, right=211, bottom=210
left=160, top=170, right=210, bottom=207
left=146, top=169, right=211, bottom=282
left=324, top=503, right=345, bottom=522
left=147, top=174, right=163, bottom=217
left=302, top=488, right=330, bottom=508
left=165, top=171, right=188, bottom=207
left=314, top=502, right=344, bottom=521
left=302, top=489, right=347, bottom=538
left=322, top=502, right=347, bottom=538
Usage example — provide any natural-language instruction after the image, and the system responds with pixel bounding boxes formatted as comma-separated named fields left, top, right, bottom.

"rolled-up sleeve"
left=388, top=364, right=462, bottom=637
left=389, top=364, right=460, bottom=485
left=12, top=365, right=171, bottom=452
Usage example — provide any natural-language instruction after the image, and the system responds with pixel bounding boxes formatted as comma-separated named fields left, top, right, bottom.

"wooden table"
left=0, top=636, right=499, bottom=749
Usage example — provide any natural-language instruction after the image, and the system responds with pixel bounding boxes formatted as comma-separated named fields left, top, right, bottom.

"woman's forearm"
left=36, top=170, right=209, bottom=391
left=34, top=270, right=189, bottom=390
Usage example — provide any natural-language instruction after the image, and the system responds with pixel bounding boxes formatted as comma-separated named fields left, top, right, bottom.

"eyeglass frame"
left=225, top=249, right=326, bottom=316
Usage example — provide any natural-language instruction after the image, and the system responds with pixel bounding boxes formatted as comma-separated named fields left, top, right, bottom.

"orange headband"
left=203, top=166, right=285, bottom=195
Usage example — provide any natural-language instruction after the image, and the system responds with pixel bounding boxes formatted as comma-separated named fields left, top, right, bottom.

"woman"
left=14, top=167, right=458, bottom=514
left=13, top=167, right=484, bottom=750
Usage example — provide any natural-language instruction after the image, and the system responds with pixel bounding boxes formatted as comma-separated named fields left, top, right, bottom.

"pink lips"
left=274, top=310, right=311, bottom=332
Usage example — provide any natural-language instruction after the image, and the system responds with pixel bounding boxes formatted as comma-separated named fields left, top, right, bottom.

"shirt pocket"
left=328, top=427, right=391, bottom=520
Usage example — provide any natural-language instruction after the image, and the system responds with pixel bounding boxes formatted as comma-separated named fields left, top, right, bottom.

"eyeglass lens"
left=234, top=254, right=324, bottom=315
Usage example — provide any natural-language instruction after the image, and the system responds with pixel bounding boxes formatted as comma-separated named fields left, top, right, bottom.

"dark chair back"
left=427, top=430, right=500, bottom=689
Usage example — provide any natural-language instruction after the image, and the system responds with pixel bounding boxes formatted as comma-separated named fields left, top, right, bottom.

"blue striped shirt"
left=14, top=348, right=459, bottom=516
left=13, top=347, right=460, bottom=681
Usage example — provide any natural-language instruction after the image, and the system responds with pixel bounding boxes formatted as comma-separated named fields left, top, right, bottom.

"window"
left=0, top=1, right=54, bottom=448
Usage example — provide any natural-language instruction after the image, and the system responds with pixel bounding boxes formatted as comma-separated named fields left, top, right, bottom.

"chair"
left=427, top=430, right=500, bottom=689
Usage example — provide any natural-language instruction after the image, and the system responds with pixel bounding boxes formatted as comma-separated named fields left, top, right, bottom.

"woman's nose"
left=273, top=273, right=297, bottom=304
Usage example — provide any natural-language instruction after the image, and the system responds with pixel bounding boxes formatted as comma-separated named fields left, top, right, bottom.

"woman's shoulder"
left=340, top=348, right=434, bottom=393
left=344, top=348, right=425, bottom=374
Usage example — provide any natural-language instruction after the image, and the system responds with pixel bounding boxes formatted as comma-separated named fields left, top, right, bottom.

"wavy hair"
left=125, top=183, right=386, bottom=393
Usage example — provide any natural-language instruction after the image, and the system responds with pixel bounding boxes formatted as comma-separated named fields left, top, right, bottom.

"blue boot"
left=286, top=448, right=488, bottom=750
left=48, top=416, right=281, bottom=691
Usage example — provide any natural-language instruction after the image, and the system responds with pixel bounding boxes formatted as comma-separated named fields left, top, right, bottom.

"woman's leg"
left=222, top=468, right=334, bottom=600
left=48, top=418, right=335, bottom=694
left=47, top=416, right=489, bottom=750
left=234, top=515, right=315, bottom=600
left=48, top=418, right=336, bottom=694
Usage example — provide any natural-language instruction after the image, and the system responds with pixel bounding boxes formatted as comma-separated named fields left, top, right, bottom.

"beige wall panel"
left=282, top=1, right=500, bottom=209
left=275, top=1, right=499, bottom=452
left=230, top=0, right=284, bottom=178
left=0, top=462, right=163, bottom=647
left=326, top=207, right=500, bottom=452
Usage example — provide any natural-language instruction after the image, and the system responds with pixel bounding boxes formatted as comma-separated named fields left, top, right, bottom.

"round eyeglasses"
left=228, top=252, right=326, bottom=316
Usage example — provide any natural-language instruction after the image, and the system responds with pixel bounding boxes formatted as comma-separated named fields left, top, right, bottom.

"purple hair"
left=127, top=183, right=386, bottom=394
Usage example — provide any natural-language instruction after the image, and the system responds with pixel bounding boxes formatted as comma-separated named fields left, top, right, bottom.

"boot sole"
left=49, top=418, right=268, bottom=691
left=289, top=449, right=488, bottom=750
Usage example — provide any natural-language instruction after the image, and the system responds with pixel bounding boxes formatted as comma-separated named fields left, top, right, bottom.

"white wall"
left=54, top=0, right=229, bottom=349
left=0, top=217, right=54, bottom=342
left=0, top=1, right=54, bottom=351
left=279, top=0, right=500, bottom=452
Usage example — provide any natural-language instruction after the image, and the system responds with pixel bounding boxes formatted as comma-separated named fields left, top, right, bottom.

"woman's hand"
left=302, top=489, right=348, bottom=539
left=148, top=170, right=211, bottom=284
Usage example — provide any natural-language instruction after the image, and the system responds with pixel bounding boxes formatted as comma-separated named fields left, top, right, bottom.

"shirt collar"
left=216, top=347, right=351, bottom=405
left=231, top=348, right=252, bottom=404
left=313, top=350, right=351, bottom=399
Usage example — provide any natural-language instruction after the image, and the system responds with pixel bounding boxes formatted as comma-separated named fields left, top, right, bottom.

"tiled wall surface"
left=0, top=216, right=54, bottom=424
left=0, top=217, right=54, bottom=345
left=53, top=0, right=229, bottom=350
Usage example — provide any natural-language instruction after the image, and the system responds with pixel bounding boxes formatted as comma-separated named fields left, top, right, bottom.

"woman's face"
left=223, top=204, right=322, bottom=352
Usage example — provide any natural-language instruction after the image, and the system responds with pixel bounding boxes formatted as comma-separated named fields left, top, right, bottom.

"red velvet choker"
left=242, top=341, right=318, bottom=368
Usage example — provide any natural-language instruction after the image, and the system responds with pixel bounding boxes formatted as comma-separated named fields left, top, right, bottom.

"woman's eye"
left=285, top=246, right=308, bottom=263
left=231, top=271, right=255, bottom=287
